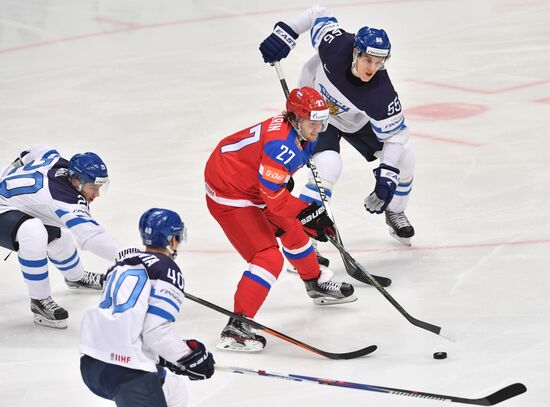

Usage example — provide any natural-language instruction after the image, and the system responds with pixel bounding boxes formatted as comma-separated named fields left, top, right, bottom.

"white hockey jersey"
left=0, top=145, right=119, bottom=260
left=285, top=6, right=409, bottom=144
left=80, top=251, right=192, bottom=372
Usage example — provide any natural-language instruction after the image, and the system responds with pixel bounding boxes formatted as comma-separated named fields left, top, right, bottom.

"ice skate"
left=216, top=316, right=266, bottom=352
left=304, top=266, right=357, bottom=305
left=30, top=297, right=69, bottom=329
left=65, top=271, right=104, bottom=290
left=287, top=242, right=329, bottom=273
left=385, top=210, right=414, bottom=247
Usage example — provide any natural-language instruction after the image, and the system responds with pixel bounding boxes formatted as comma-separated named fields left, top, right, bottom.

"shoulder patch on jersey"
left=260, top=164, right=288, bottom=184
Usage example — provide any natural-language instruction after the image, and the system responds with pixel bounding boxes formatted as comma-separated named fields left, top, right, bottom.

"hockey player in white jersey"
left=0, top=145, right=122, bottom=328
left=80, top=208, right=215, bottom=407
left=260, top=6, right=415, bottom=248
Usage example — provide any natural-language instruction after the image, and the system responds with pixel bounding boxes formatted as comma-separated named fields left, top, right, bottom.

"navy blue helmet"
left=139, top=208, right=185, bottom=249
left=68, top=152, right=109, bottom=185
left=354, top=26, right=391, bottom=59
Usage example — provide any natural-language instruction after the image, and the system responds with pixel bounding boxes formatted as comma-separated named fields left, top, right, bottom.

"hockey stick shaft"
left=272, top=62, right=390, bottom=287
left=327, top=236, right=454, bottom=341
left=216, top=365, right=526, bottom=405
left=306, top=158, right=392, bottom=287
left=184, top=292, right=377, bottom=360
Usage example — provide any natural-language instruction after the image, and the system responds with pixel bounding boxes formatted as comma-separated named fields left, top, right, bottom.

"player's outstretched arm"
left=259, top=5, right=336, bottom=63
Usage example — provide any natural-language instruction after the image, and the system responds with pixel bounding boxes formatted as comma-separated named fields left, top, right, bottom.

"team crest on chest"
left=318, top=84, right=350, bottom=115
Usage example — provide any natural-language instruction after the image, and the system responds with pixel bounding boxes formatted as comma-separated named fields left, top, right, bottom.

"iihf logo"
left=111, top=352, right=131, bottom=363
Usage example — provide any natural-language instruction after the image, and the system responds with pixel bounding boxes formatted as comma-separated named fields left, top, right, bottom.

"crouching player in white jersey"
left=0, top=145, right=121, bottom=328
left=80, top=208, right=215, bottom=407
left=260, top=6, right=416, bottom=248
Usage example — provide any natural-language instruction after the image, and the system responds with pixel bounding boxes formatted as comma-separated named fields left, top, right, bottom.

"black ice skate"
left=30, top=297, right=69, bottom=329
left=385, top=210, right=415, bottom=247
left=216, top=316, right=267, bottom=352
left=287, top=242, right=329, bottom=273
left=65, top=271, right=104, bottom=290
left=304, top=266, right=357, bottom=305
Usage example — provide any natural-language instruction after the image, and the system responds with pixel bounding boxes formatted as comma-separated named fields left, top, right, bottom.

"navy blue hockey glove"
left=297, top=202, right=335, bottom=242
left=159, top=340, right=215, bottom=381
left=259, top=22, right=299, bottom=63
left=364, top=164, right=400, bottom=214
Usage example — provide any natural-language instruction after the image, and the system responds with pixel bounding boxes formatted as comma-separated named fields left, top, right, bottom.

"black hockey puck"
left=433, top=352, right=447, bottom=359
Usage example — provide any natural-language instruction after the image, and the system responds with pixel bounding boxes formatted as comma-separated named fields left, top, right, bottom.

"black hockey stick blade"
left=184, top=292, right=377, bottom=360
left=334, top=234, right=392, bottom=287
left=480, top=383, right=527, bottom=406
left=328, top=236, right=455, bottom=341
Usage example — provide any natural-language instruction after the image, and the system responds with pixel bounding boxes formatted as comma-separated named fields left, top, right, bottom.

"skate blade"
left=312, top=294, right=358, bottom=306
left=65, top=280, right=102, bottom=290
left=388, top=227, right=412, bottom=247
left=33, top=314, right=68, bottom=329
left=216, top=337, right=265, bottom=352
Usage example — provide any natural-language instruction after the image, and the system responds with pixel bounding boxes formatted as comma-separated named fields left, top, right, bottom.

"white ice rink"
left=1, top=0, right=549, bottom=406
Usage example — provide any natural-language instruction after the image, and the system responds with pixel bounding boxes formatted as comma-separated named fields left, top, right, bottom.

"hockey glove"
left=297, top=202, right=335, bottom=242
left=286, top=176, right=295, bottom=193
left=364, top=164, right=400, bottom=214
left=159, top=340, right=215, bottom=381
left=259, top=22, right=299, bottom=63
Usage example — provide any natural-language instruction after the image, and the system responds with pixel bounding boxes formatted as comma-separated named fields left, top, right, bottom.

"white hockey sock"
left=16, top=218, right=50, bottom=299
left=48, top=230, right=84, bottom=281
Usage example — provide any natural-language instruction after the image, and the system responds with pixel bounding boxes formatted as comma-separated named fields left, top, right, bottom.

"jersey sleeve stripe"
left=371, top=118, right=407, bottom=140
left=55, top=209, right=69, bottom=217
left=147, top=305, right=175, bottom=322
left=65, top=217, right=99, bottom=228
left=310, top=17, right=338, bottom=47
left=150, top=288, right=181, bottom=312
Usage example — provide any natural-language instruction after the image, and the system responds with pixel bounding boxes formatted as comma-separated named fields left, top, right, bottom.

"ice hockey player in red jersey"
left=204, top=86, right=357, bottom=352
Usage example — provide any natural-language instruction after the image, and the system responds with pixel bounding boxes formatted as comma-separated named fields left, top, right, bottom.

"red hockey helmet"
left=286, top=86, right=330, bottom=125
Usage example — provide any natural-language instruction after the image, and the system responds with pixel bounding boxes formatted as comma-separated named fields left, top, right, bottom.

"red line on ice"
left=186, top=238, right=550, bottom=254
left=0, top=0, right=432, bottom=54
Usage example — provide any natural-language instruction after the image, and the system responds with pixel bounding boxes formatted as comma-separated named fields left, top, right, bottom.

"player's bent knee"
left=16, top=218, right=48, bottom=249
left=311, top=150, right=343, bottom=186
left=252, top=247, right=284, bottom=279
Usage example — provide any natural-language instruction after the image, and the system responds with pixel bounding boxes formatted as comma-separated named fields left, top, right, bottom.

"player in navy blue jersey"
left=80, top=208, right=215, bottom=407
left=260, top=5, right=416, bottom=249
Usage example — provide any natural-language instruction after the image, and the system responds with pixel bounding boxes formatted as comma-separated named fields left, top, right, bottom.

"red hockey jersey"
left=205, top=115, right=316, bottom=218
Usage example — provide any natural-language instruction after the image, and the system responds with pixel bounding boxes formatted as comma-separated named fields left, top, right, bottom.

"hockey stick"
left=216, top=365, right=527, bottom=405
left=184, top=292, right=377, bottom=360
left=328, top=235, right=454, bottom=341
left=272, top=61, right=391, bottom=288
